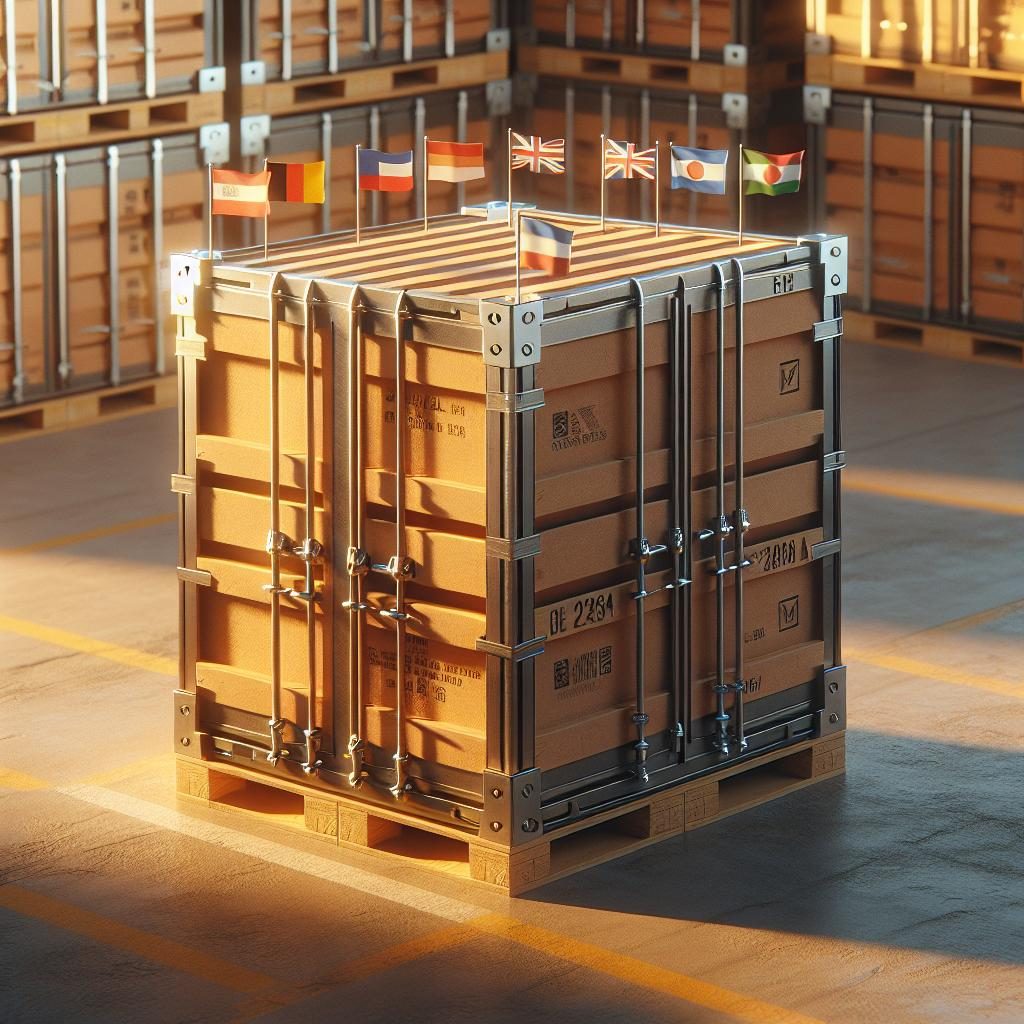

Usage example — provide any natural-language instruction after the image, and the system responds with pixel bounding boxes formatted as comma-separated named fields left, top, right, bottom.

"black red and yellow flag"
left=266, top=160, right=326, bottom=204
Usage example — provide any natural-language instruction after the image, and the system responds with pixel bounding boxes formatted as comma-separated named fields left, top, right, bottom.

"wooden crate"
left=177, top=733, right=846, bottom=895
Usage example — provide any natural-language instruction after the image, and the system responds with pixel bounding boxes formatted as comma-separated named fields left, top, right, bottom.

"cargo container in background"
left=172, top=207, right=847, bottom=893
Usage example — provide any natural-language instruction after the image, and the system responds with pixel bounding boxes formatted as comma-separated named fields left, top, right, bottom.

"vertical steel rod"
left=960, top=109, right=972, bottom=321
left=151, top=140, right=165, bottom=376
left=8, top=159, right=23, bottom=401
left=862, top=98, right=873, bottom=312
left=107, top=145, right=120, bottom=386
left=923, top=105, right=934, bottom=318
left=669, top=285, right=688, bottom=754
left=143, top=0, right=156, bottom=97
left=730, top=257, right=748, bottom=753
left=506, top=126, right=513, bottom=227
left=5, top=0, right=19, bottom=114
left=55, top=153, right=70, bottom=384
left=600, top=133, right=606, bottom=231
left=354, top=144, right=361, bottom=243
left=281, top=0, right=293, bottom=80
left=95, top=0, right=109, bottom=103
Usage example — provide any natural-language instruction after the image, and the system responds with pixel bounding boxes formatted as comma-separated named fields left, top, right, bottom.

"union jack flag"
left=511, top=132, right=566, bottom=175
left=604, top=139, right=656, bottom=181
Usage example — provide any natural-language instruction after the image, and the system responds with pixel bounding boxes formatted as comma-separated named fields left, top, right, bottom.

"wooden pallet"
left=807, top=53, right=1024, bottom=110
left=240, top=49, right=509, bottom=117
left=0, top=375, right=177, bottom=443
left=176, top=733, right=846, bottom=896
left=0, top=91, right=224, bottom=158
left=518, top=44, right=804, bottom=94
left=844, top=311, right=1024, bottom=369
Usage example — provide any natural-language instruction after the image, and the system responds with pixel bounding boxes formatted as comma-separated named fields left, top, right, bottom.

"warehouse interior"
left=2, top=4, right=1023, bottom=1023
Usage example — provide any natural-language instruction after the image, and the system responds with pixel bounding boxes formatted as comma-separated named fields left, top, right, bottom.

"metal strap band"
left=170, top=474, right=195, bottom=495
left=177, top=566, right=212, bottom=586
left=476, top=635, right=546, bottom=662
left=824, top=450, right=846, bottom=473
left=485, top=534, right=541, bottom=560
left=486, top=388, right=545, bottom=414
left=812, top=538, right=842, bottom=560
left=812, top=316, right=843, bottom=343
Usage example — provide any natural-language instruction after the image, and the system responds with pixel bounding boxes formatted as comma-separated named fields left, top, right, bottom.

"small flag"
left=510, top=132, right=565, bottom=175
left=604, top=139, right=656, bottom=181
left=742, top=149, right=804, bottom=196
left=520, top=217, right=573, bottom=277
left=670, top=146, right=729, bottom=194
left=358, top=148, right=414, bottom=192
left=426, top=140, right=485, bottom=183
left=266, top=160, right=325, bottom=204
left=211, top=168, right=271, bottom=217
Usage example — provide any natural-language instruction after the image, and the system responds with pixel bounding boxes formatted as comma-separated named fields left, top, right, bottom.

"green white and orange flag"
left=742, top=149, right=804, bottom=196
left=266, top=160, right=326, bottom=204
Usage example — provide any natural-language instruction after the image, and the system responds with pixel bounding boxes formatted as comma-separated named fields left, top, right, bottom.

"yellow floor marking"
left=0, top=767, right=49, bottom=790
left=78, top=753, right=176, bottom=788
left=0, top=613, right=176, bottom=677
left=846, top=649, right=1024, bottom=700
left=844, top=468, right=1024, bottom=517
left=1, top=512, right=175, bottom=555
left=0, top=885, right=276, bottom=995
left=229, top=923, right=478, bottom=1023
left=471, top=914, right=827, bottom=1024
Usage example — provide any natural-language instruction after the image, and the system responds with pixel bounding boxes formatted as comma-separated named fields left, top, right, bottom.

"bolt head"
left=180, top=704, right=191, bottom=716
left=829, top=712, right=840, bottom=724
left=521, top=343, right=533, bottom=357
left=828, top=681, right=839, bottom=694
left=489, top=343, right=502, bottom=356
left=180, top=736, right=190, bottom=746
left=521, top=818, right=539, bottom=833
left=521, top=783, right=534, bottom=798
left=831, top=273, right=841, bottom=286
left=830, top=246, right=841, bottom=257
left=491, top=787, right=502, bottom=799
left=490, top=821, right=502, bottom=832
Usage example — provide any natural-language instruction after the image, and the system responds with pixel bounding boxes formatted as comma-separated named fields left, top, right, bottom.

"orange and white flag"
left=211, top=168, right=271, bottom=217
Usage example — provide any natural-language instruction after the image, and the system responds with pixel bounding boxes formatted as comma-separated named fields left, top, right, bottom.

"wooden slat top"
left=226, top=210, right=786, bottom=301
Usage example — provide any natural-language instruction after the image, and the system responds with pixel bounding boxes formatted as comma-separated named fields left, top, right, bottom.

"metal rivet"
left=487, top=311, right=502, bottom=325
left=830, top=274, right=841, bottom=286
left=521, top=818, right=539, bottom=833
left=491, top=787, right=502, bottom=799
left=490, top=821, right=502, bottom=832
left=829, top=713, right=840, bottom=724
left=521, top=343, right=533, bottom=356
left=522, top=310, right=535, bottom=324
left=521, top=783, right=534, bottom=798
left=830, top=246, right=841, bottom=257
left=180, top=736, right=190, bottom=746
left=828, top=682, right=839, bottom=694
left=180, top=705, right=191, bottom=716
left=489, top=343, right=502, bottom=356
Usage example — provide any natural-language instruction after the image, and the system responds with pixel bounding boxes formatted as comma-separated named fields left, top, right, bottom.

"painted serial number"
left=549, top=591, right=616, bottom=637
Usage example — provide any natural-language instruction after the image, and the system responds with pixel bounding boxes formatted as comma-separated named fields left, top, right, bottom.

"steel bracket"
left=174, top=689, right=201, bottom=756
left=803, top=85, right=832, bottom=125
left=723, top=43, right=748, bottom=66
left=170, top=473, right=195, bottom=495
left=722, top=93, right=748, bottom=130
left=480, top=299, right=543, bottom=367
left=199, top=123, right=230, bottom=165
left=241, top=60, right=267, bottom=85
left=240, top=115, right=271, bottom=158
left=823, top=450, right=846, bottom=473
left=812, top=537, right=842, bottom=561
left=487, top=27, right=511, bottom=51
left=170, top=254, right=205, bottom=318
left=486, top=534, right=541, bottom=560
left=806, top=32, right=831, bottom=55
left=486, top=78, right=513, bottom=117
left=482, top=768, right=542, bottom=844
left=818, top=665, right=846, bottom=736
left=476, top=635, right=546, bottom=662
left=177, top=566, right=212, bottom=587
left=802, top=233, right=848, bottom=296
left=813, top=316, right=843, bottom=343
left=485, top=387, right=545, bottom=413
left=197, top=66, right=226, bottom=92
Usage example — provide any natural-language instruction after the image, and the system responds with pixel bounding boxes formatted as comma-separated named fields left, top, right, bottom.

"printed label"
left=553, top=644, right=614, bottom=698
left=383, top=387, right=470, bottom=441
left=550, top=404, right=608, bottom=452
left=748, top=532, right=813, bottom=577
left=779, top=358, right=800, bottom=395
left=778, top=595, right=800, bottom=632
left=543, top=585, right=623, bottom=641
left=367, top=634, right=480, bottom=703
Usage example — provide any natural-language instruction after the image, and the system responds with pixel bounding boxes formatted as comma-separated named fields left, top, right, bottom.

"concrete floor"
left=1, top=341, right=1022, bottom=1024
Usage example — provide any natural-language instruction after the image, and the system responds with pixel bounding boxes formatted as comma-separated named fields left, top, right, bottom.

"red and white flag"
left=211, top=168, right=271, bottom=217
left=510, top=132, right=566, bottom=175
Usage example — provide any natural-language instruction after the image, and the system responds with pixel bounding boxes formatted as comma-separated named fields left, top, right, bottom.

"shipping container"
left=236, top=0, right=505, bottom=81
left=171, top=206, right=847, bottom=890
left=807, top=90, right=1024, bottom=336
left=519, top=76, right=811, bottom=235
left=810, top=0, right=1024, bottom=72
left=0, top=0, right=224, bottom=111
left=0, top=123, right=229, bottom=406
left=525, top=0, right=805, bottom=60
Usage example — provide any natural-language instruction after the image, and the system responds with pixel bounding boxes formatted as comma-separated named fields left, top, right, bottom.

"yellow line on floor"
left=844, top=469, right=1024, bottom=517
left=0, top=614, right=176, bottom=677
left=846, top=649, right=1024, bottom=700
left=0, top=512, right=175, bottom=555
left=472, top=914, right=826, bottom=1024
left=78, top=753, right=176, bottom=789
left=229, top=924, right=478, bottom=1023
left=0, top=885, right=276, bottom=995
left=0, top=767, right=49, bottom=791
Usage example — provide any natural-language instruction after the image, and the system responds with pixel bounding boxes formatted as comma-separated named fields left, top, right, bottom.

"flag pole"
left=263, top=157, right=269, bottom=261
left=206, top=163, right=213, bottom=258
left=600, top=133, right=606, bottom=232
left=423, top=135, right=429, bottom=233
left=655, top=139, right=661, bottom=238
left=514, top=208, right=522, bottom=305
left=506, top=126, right=512, bottom=228
left=355, top=144, right=361, bottom=245
left=737, top=142, right=744, bottom=246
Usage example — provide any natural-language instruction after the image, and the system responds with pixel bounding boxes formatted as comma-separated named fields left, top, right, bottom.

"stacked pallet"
left=805, top=2, right=1024, bottom=368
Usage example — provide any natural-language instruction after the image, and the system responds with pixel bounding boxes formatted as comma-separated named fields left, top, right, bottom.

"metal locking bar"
left=50, top=0, right=63, bottom=101
left=700, top=263, right=733, bottom=756
left=264, top=273, right=289, bottom=765
left=862, top=97, right=873, bottom=313
left=960, top=109, right=972, bottom=321
left=691, top=0, right=701, bottom=61
left=7, top=159, right=24, bottom=402
left=281, top=0, right=293, bottom=80
left=402, top=0, right=413, bottom=62
left=4, top=0, right=17, bottom=115
left=365, top=0, right=379, bottom=55
left=142, top=0, right=156, bottom=98
left=729, top=258, right=750, bottom=753
left=55, top=153, right=71, bottom=384
left=320, top=113, right=333, bottom=235
left=107, top=146, right=120, bottom=386
left=343, top=294, right=369, bottom=787
left=444, top=0, right=455, bottom=58
left=95, top=0, right=109, bottom=103
left=635, top=0, right=646, bottom=49
left=151, top=139, right=165, bottom=376
left=923, top=104, right=934, bottom=319
left=327, top=0, right=339, bottom=73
